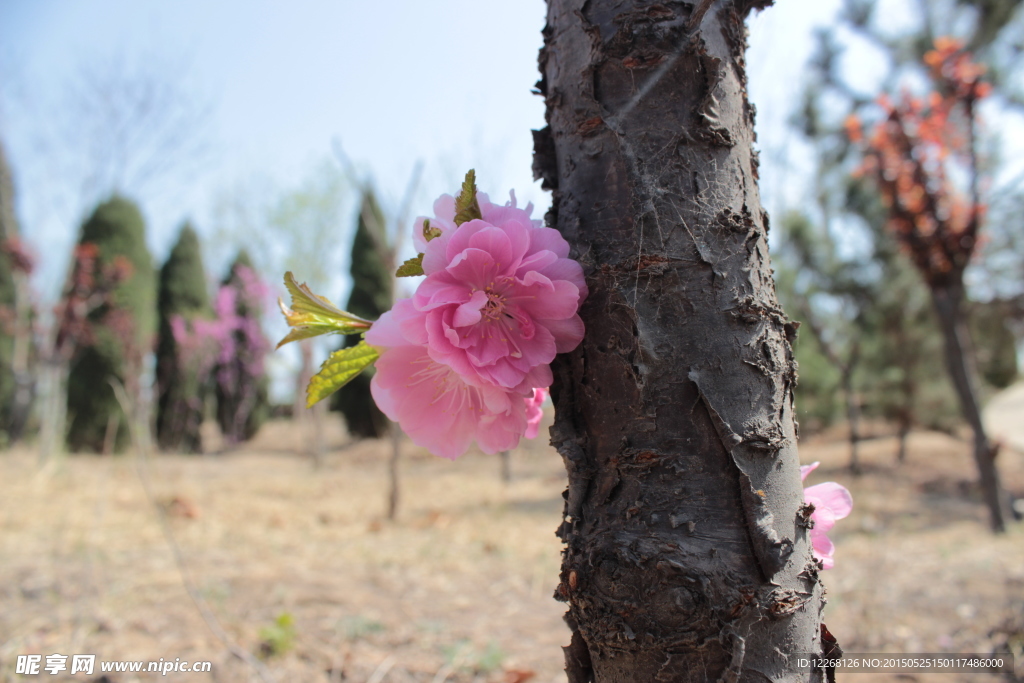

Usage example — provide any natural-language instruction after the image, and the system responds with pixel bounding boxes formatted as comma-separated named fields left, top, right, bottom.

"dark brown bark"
left=930, top=283, right=1010, bottom=532
left=536, top=1, right=826, bottom=680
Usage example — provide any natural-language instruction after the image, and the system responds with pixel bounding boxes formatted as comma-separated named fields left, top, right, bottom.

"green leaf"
left=306, top=341, right=380, bottom=407
left=277, top=272, right=373, bottom=348
left=453, top=169, right=482, bottom=226
left=422, top=218, right=442, bottom=242
left=396, top=254, right=424, bottom=277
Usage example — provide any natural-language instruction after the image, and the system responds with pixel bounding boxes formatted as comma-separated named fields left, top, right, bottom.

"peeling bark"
left=536, top=1, right=826, bottom=680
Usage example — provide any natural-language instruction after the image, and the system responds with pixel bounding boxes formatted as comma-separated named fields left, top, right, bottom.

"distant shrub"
left=65, top=196, right=155, bottom=453
left=214, top=251, right=270, bottom=445
left=155, top=224, right=211, bottom=453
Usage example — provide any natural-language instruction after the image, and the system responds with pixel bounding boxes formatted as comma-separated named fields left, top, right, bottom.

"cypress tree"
left=331, top=191, right=392, bottom=438
left=155, top=223, right=211, bottom=452
left=214, top=250, right=269, bottom=444
left=65, top=196, right=155, bottom=453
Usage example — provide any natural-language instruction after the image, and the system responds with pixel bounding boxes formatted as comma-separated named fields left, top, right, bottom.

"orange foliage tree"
left=856, top=38, right=1012, bottom=531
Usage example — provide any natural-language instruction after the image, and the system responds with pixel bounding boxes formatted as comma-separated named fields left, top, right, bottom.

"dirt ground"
left=3, top=410, right=1024, bottom=683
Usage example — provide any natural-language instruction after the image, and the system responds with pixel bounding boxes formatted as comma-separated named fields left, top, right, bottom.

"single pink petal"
left=414, top=274, right=472, bottom=311
left=800, top=461, right=820, bottom=482
left=452, top=290, right=488, bottom=327
left=385, top=298, right=428, bottom=345
left=516, top=249, right=559, bottom=274
left=539, top=315, right=585, bottom=354
left=513, top=279, right=581, bottom=320
left=805, top=482, right=853, bottom=519
left=467, top=226, right=516, bottom=275
left=535, top=257, right=588, bottom=302
left=443, top=219, right=489, bottom=265
left=810, top=530, right=836, bottom=570
left=446, top=247, right=502, bottom=291
left=434, top=194, right=457, bottom=221
left=365, top=310, right=407, bottom=348
left=524, top=387, right=549, bottom=439
left=526, top=227, right=571, bottom=259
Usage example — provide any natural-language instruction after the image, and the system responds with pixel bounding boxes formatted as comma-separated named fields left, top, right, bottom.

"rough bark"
left=536, top=1, right=826, bottom=680
left=931, top=283, right=1011, bottom=532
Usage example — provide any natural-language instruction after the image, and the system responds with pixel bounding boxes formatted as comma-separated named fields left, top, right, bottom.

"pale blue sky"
left=0, top=0, right=854, bottom=300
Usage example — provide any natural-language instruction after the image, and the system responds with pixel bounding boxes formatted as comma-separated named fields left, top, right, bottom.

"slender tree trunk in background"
left=310, top=400, right=326, bottom=469
left=840, top=367, right=861, bottom=475
left=295, top=341, right=314, bottom=418
left=500, top=450, right=512, bottom=483
left=102, top=413, right=120, bottom=455
left=387, top=422, right=401, bottom=521
left=931, top=283, right=1010, bottom=532
left=296, top=340, right=327, bottom=467
left=536, top=1, right=826, bottom=680
left=7, top=269, right=34, bottom=444
left=896, top=412, right=910, bottom=463
left=38, top=360, right=68, bottom=465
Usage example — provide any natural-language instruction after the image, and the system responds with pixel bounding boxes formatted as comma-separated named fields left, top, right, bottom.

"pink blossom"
left=411, top=190, right=541, bottom=253
left=367, top=310, right=528, bottom=460
left=800, top=462, right=854, bottom=570
left=401, top=203, right=586, bottom=391
left=524, top=387, right=548, bottom=439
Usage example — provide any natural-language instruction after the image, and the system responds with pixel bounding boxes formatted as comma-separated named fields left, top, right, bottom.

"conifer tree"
left=155, top=223, right=211, bottom=452
left=331, top=191, right=392, bottom=438
left=214, top=251, right=270, bottom=444
left=65, top=196, right=155, bottom=452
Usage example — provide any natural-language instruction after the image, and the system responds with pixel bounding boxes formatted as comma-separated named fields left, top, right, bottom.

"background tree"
left=214, top=251, right=270, bottom=446
left=211, top=159, right=350, bottom=462
left=535, top=0, right=825, bottom=679
left=775, top=0, right=1021, bottom=479
left=0, top=139, right=35, bottom=445
left=860, top=39, right=1014, bottom=530
left=774, top=210, right=870, bottom=472
left=65, top=196, right=155, bottom=453
left=155, top=223, right=211, bottom=453
left=331, top=190, right=392, bottom=440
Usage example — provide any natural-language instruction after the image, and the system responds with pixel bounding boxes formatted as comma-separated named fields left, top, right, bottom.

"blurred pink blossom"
left=524, top=387, right=548, bottom=440
left=800, top=462, right=854, bottom=570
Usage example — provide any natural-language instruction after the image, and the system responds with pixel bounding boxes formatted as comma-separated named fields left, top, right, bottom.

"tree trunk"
left=7, top=268, right=34, bottom=444
left=500, top=450, right=512, bottom=483
left=536, top=1, right=826, bottom=680
left=930, top=283, right=1010, bottom=532
left=38, top=360, right=69, bottom=465
left=387, top=422, right=401, bottom=521
left=840, top=367, right=861, bottom=475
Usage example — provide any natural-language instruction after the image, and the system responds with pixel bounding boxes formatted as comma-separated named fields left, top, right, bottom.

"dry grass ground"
left=2, top=412, right=1024, bottom=683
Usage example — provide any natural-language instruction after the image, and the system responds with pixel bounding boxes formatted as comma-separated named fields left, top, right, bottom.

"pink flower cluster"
left=800, top=462, right=854, bottom=570
left=367, top=190, right=586, bottom=459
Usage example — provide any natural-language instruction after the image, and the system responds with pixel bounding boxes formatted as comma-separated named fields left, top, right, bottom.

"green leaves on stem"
left=277, top=272, right=380, bottom=407
left=306, top=341, right=380, bottom=408
left=277, top=271, right=373, bottom=347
